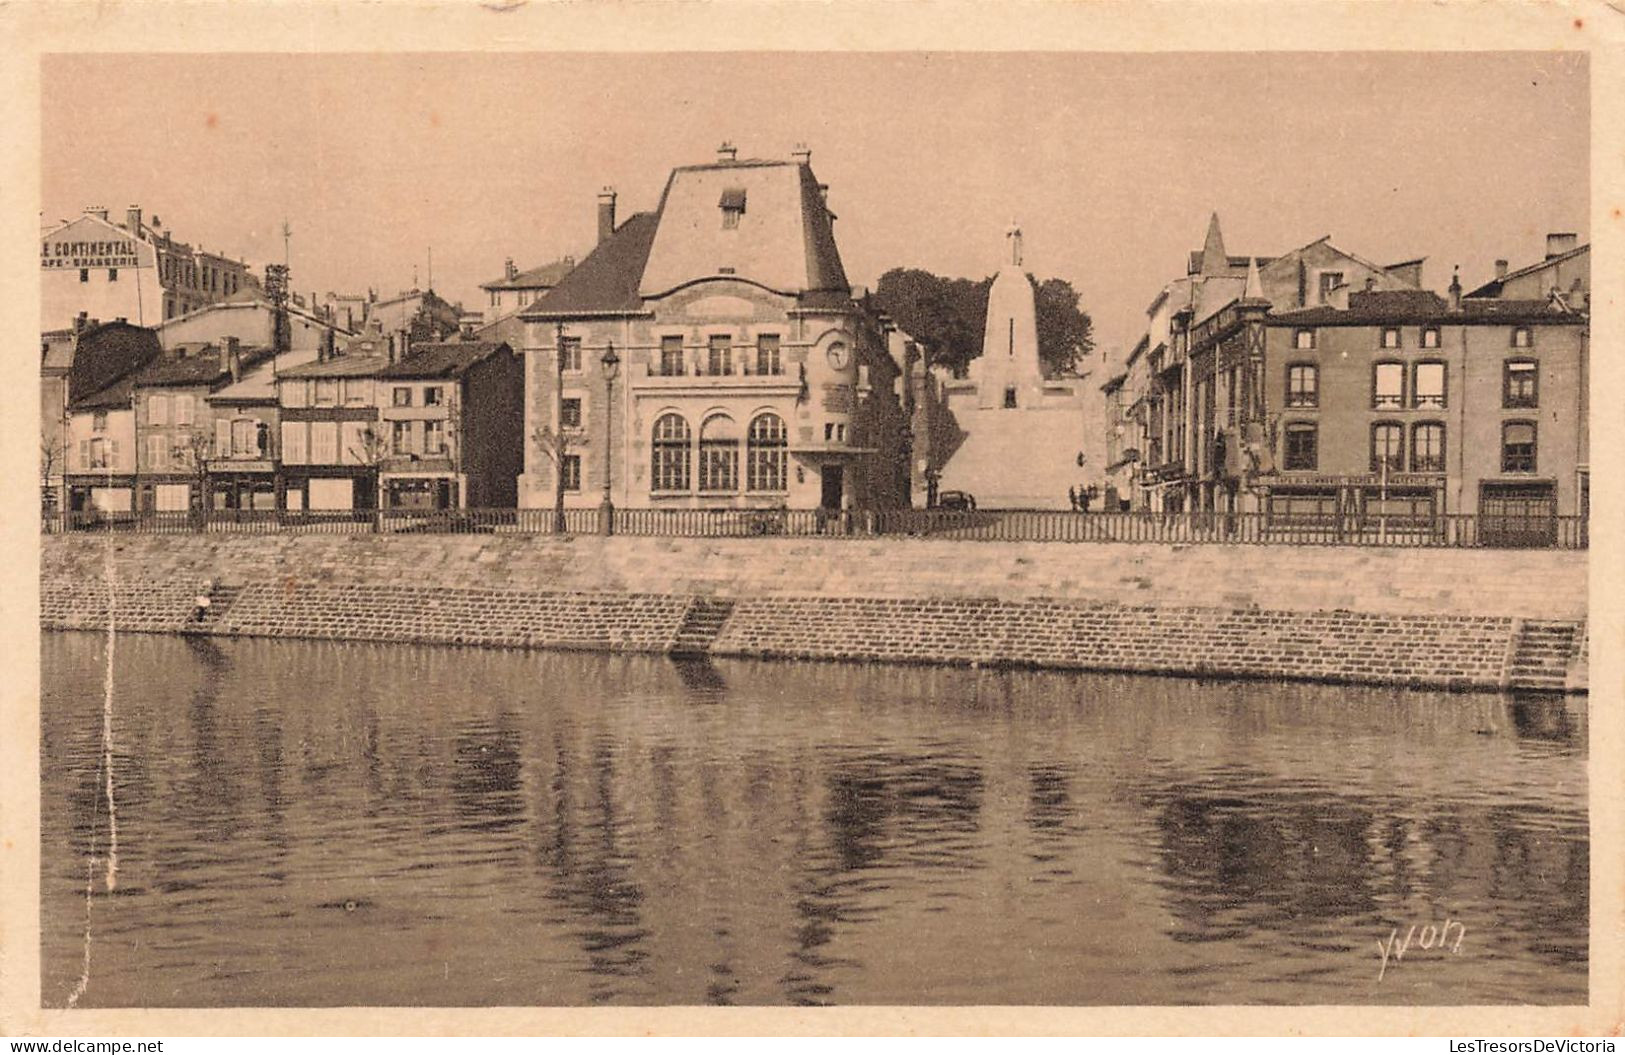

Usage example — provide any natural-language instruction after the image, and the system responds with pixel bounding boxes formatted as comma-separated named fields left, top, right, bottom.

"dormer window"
left=719, top=187, right=746, bottom=230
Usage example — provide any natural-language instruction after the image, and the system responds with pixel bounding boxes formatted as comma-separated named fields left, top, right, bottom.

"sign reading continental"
left=41, top=238, right=145, bottom=270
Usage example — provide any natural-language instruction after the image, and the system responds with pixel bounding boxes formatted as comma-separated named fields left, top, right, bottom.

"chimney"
left=1364, top=277, right=1376, bottom=292
left=84, top=205, right=108, bottom=221
left=818, top=183, right=829, bottom=204
left=126, top=205, right=142, bottom=234
left=1494, top=259, right=1509, bottom=280
left=597, top=187, right=617, bottom=245
left=74, top=311, right=89, bottom=334
left=717, top=141, right=737, bottom=162
left=225, top=337, right=242, bottom=382
left=1448, top=266, right=1462, bottom=311
left=792, top=143, right=811, bottom=164
left=1545, top=232, right=1578, bottom=259
left=505, top=257, right=517, bottom=280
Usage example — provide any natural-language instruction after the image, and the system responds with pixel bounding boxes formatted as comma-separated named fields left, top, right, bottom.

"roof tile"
left=375, top=341, right=511, bottom=379
left=521, top=212, right=660, bottom=318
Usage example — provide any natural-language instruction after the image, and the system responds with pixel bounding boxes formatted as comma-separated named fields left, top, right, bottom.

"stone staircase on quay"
left=1505, top=620, right=1582, bottom=692
left=668, top=597, right=737, bottom=658
left=179, top=583, right=242, bottom=634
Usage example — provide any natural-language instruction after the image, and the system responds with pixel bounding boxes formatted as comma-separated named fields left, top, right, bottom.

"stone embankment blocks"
left=40, top=534, right=1589, bottom=692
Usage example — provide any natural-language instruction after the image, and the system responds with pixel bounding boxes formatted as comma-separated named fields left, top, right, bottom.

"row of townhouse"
left=53, top=144, right=912, bottom=520
left=1106, top=219, right=1588, bottom=532
left=60, top=330, right=524, bottom=517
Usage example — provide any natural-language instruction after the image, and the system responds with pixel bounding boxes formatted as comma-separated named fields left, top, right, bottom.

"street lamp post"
left=599, top=341, right=621, bottom=536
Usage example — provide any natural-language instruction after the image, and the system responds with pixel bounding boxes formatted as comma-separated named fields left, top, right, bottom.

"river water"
left=40, top=631, right=1587, bottom=1007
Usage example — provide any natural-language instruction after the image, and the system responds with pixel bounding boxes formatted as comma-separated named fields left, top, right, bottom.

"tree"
left=531, top=323, right=576, bottom=533
left=1031, top=276, right=1095, bottom=377
left=873, top=268, right=987, bottom=377
left=531, top=424, right=575, bottom=533
left=41, top=438, right=64, bottom=516
left=348, top=424, right=392, bottom=522
left=172, top=428, right=214, bottom=524
left=874, top=267, right=1095, bottom=378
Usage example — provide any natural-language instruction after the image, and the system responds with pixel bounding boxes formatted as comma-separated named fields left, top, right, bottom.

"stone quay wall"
left=40, top=533, right=1588, bottom=691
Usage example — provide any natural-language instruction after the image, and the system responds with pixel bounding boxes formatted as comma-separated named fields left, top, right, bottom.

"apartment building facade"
left=516, top=145, right=907, bottom=514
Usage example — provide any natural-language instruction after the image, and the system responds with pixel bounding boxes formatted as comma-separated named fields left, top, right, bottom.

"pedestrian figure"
left=192, top=579, right=214, bottom=623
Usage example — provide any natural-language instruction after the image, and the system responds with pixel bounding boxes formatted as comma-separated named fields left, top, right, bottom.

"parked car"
left=935, top=490, right=976, bottom=512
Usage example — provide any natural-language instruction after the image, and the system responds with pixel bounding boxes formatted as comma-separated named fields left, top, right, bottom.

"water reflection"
left=40, top=633, right=1587, bottom=1007
left=450, top=716, right=524, bottom=833
left=1153, top=781, right=1381, bottom=927
left=1506, top=693, right=1579, bottom=744
left=672, top=659, right=729, bottom=696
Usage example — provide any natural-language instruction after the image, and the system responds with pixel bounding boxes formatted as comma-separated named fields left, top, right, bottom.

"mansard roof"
left=639, top=158, right=849, bottom=299
left=523, top=154, right=854, bottom=320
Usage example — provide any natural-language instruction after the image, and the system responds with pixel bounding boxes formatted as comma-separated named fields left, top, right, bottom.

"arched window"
left=1413, top=361, right=1447, bottom=409
left=1282, top=422, right=1317, bottom=471
left=1285, top=363, right=1318, bottom=408
left=1411, top=422, right=1446, bottom=474
left=1370, top=421, right=1405, bottom=473
left=1502, top=421, right=1537, bottom=474
left=651, top=413, right=691, bottom=492
left=747, top=413, right=788, bottom=492
left=1372, top=361, right=1405, bottom=409
left=699, top=414, right=739, bottom=492
left=1503, top=359, right=1538, bottom=408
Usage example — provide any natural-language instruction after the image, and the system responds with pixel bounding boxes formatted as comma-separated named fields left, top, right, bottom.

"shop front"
left=66, top=475, right=138, bottom=518
left=281, top=467, right=378, bottom=513
left=206, top=457, right=278, bottom=514
left=1262, top=473, right=1446, bottom=537
left=382, top=474, right=459, bottom=511
left=1478, top=479, right=1559, bottom=547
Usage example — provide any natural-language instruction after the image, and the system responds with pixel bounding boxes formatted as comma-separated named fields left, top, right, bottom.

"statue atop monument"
left=933, top=221, right=1102, bottom=509
left=971, top=222, right=1042, bottom=408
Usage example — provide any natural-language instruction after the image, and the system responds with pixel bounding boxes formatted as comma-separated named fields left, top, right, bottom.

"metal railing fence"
left=41, top=506, right=1589, bottom=549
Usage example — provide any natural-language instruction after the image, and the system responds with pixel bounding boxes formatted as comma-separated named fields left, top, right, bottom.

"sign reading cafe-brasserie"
left=41, top=237, right=144, bottom=270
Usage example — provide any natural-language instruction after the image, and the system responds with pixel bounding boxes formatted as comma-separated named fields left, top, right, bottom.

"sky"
left=42, top=51, right=1588, bottom=360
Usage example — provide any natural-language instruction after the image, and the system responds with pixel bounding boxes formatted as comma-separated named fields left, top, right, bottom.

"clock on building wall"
left=826, top=342, right=851, bottom=370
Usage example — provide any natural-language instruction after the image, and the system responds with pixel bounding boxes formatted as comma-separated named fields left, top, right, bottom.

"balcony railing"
left=643, top=358, right=788, bottom=379
left=41, top=507, right=1588, bottom=548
